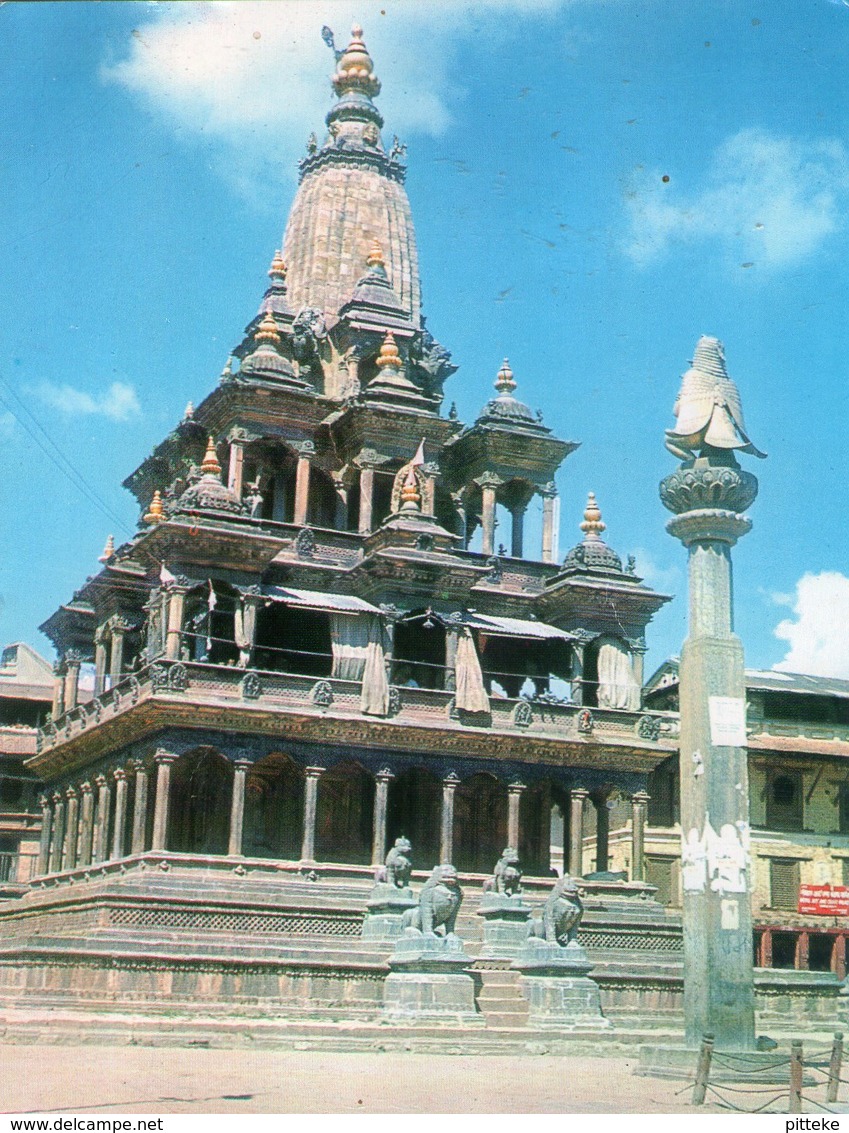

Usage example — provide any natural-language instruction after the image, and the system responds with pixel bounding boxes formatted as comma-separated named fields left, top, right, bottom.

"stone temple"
left=0, top=26, right=843, bottom=1047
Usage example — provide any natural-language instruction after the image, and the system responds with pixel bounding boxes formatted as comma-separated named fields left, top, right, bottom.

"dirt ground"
left=0, top=1047, right=721, bottom=1114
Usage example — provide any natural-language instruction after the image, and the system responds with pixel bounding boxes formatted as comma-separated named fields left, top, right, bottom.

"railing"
left=37, top=659, right=678, bottom=758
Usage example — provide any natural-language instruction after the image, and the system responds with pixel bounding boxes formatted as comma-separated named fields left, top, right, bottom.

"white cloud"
left=102, top=0, right=572, bottom=193
left=630, top=546, right=681, bottom=594
left=625, top=128, right=849, bottom=269
left=35, top=381, right=142, bottom=422
left=773, top=571, right=849, bottom=678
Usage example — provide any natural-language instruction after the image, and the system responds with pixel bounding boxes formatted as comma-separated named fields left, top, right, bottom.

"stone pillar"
left=151, top=750, right=177, bottom=851
left=64, top=653, right=82, bottom=710
left=631, top=790, right=650, bottom=882
left=301, top=766, right=324, bottom=862
left=593, top=793, right=610, bottom=873
left=293, top=440, right=314, bottom=527
left=507, top=781, right=526, bottom=850
left=440, top=772, right=459, bottom=863
left=541, top=483, right=558, bottom=563
left=51, top=659, right=66, bottom=720
left=510, top=505, right=525, bottom=559
left=421, top=463, right=439, bottom=517
left=568, top=787, right=589, bottom=877
left=661, top=440, right=761, bottom=1049
left=130, top=760, right=149, bottom=855
left=332, top=475, right=349, bottom=530
left=228, top=758, right=251, bottom=856
left=477, top=474, right=500, bottom=557
left=62, top=787, right=79, bottom=871
left=50, top=792, right=66, bottom=873
left=94, top=631, right=108, bottom=697
left=77, top=781, right=95, bottom=867
left=165, top=587, right=187, bottom=661
left=227, top=439, right=245, bottom=500
left=111, top=769, right=129, bottom=859
left=358, top=464, right=375, bottom=534
left=109, top=622, right=127, bottom=687
left=93, top=773, right=111, bottom=864
left=371, top=768, right=394, bottom=866
left=37, top=795, right=52, bottom=875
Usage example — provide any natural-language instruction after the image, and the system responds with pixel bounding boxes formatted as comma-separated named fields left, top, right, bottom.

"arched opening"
left=307, top=466, right=337, bottom=529
left=392, top=611, right=446, bottom=689
left=371, top=468, right=395, bottom=528
left=518, top=781, right=570, bottom=877
left=386, top=768, right=441, bottom=869
left=454, top=773, right=508, bottom=874
left=243, top=753, right=304, bottom=860
left=183, top=583, right=240, bottom=665
left=316, top=762, right=375, bottom=865
left=243, top=442, right=298, bottom=524
left=253, top=602, right=332, bottom=676
left=168, top=748, right=233, bottom=855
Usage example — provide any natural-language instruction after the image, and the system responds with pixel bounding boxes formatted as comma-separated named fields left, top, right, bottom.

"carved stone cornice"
left=665, top=508, right=752, bottom=549
left=659, top=460, right=758, bottom=517
left=355, top=448, right=391, bottom=470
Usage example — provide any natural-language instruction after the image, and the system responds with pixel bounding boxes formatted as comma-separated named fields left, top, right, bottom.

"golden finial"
left=351, top=23, right=364, bottom=40
left=377, top=331, right=401, bottom=371
left=268, top=250, right=287, bottom=280
left=494, top=358, right=517, bottom=396
left=183, top=401, right=194, bottom=420
left=254, top=308, right=282, bottom=346
left=366, top=239, right=385, bottom=269
left=332, top=23, right=380, bottom=99
left=580, top=492, right=606, bottom=540
left=201, top=436, right=222, bottom=478
left=400, top=465, right=421, bottom=512
left=98, top=534, right=115, bottom=563
left=143, top=490, right=164, bottom=526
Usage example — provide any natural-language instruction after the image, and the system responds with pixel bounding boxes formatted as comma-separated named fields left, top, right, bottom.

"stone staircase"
left=474, top=967, right=530, bottom=1029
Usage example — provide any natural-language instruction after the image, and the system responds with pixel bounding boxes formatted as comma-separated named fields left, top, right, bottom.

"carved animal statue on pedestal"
left=483, top=847, right=523, bottom=897
left=528, top=875, right=584, bottom=946
left=402, top=864, right=463, bottom=936
left=374, top=836, right=413, bottom=889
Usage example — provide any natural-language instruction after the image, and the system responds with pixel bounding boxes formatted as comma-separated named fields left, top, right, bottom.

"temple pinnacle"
left=268, top=250, right=287, bottom=282
left=367, top=239, right=385, bottom=270
left=332, top=23, right=380, bottom=99
left=254, top=309, right=282, bottom=347
left=579, top=492, right=606, bottom=540
left=377, top=331, right=402, bottom=372
left=143, top=490, right=164, bottom=525
left=494, top=358, right=517, bottom=397
left=200, top=437, right=222, bottom=478
left=98, top=534, right=115, bottom=563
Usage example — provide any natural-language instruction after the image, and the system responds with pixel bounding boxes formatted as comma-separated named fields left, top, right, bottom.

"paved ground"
left=0, top=1047, right=718, bottom=1114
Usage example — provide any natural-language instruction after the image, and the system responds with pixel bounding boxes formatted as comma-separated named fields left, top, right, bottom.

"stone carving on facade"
left=241, top=671, right=262, bottom=700
left=375, top=837, right=413, bottom=889
left=311, top=680, right=334, bottom=708
left=485, top=555, right=502, bottom=583
left=402, top=864, right=463, bottom=936
left=512, top=700, right=533, bottom=728
left=528, top=875, right=584, bottom=947
left=295, top=527, right=316, bottom=557
left=292, top=307, right=327, bottom=378
left=387, top=687, right=402, bottom=717
left=636, top=714, right=662, bottom=741
left=484, top=848, right=524, bottom=897
left=577, top=708, right=594, bottom=733
left=128, top=676, right=140, bottom=704
left=659, top=462, right=758, bottom=516
left=167, top=663, right=188, bottom=692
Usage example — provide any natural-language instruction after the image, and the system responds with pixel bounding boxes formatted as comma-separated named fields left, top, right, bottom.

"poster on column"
left=708, top=696, right=747, bottom=747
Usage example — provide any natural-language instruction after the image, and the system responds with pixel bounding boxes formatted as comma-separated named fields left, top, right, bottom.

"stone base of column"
left=512, top=940, right=609, bottom=1031
left=476, top=893, right=533, bottom=958
left=361, top=883, right=417, bottom=941
left=382, top=929, right=483, bottom=1026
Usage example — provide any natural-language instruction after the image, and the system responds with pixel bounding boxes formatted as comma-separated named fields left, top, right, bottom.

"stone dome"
left=173, top=474, right=247, bottom=518
left=561, top=492, right=623, bottom=573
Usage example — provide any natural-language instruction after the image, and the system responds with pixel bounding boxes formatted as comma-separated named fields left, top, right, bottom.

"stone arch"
left=168, top=747, right=233, bottom=855
left=454, top=772, right=508, bottom=874
left=243, top=752, right=304, bottom=861
left=386, top=767, right=441, bottom=870
left=316, top=761, right=375, bottom=865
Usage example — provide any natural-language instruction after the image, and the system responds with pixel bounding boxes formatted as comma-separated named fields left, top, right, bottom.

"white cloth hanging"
left=330, top=613, right=371, bottom=680
left=360, top=617, right=390, bottom=716
left=454, top=628, right=490, bottom=713
left=596, top=636, right=641, bottom=711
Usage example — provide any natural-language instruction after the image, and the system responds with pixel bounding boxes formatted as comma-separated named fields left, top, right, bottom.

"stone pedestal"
left=477, top=893, right=533, bottom=958
left=382, top=929, right=482, bottom=1026
left=512, top=939, right=609, bottom=1031
left=361, top=883, right=417, bottom=941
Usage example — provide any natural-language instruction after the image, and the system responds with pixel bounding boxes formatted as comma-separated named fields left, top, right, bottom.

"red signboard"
left=798, top=884, right=849, bottom=916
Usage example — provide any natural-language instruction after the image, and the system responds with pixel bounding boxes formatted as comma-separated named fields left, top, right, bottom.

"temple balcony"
left=31, top=658, right=678, bottom=780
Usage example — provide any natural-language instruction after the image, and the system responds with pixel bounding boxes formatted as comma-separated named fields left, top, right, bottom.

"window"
left=771, top=931, right=797, bottom=968
left=809, top=934, right=834, bottom=972
left=646, top=855, right=680, bottom=906
left=769, top=858, right=800, bottom=910
left=766, top=772, right=803, bottom=831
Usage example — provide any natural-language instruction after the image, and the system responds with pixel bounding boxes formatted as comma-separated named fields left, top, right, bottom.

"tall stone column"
left=111, top=768, right=129, bottom=859
left=507, top=781, right=526, bottom=849
left=51, top=659, right=66, bottom=720
left=130, top=760, right=149, bottom=854
left=440, top=772, right=459, bottom=863
left=37, top=794, right=52, bottom=875
left=659, top=334, right=763, bottom=1051
left=109, top=620, right=128, bottom=687
left=94, top=630, right=109, bottom=696
left=358, top=464, right=375, bottom=534
left=77, top=781, right=95, bottom=867
left=631, top=790, right=650, bottom=882
left=93, top=773, right=111, bottom=864
left=227, top=438, right=245, bottom=499
left=300, top=766, right=324, bottom=862
left=165, top=586, right=187, bottom=661
left=371, top=768, right=394, bottom=866
left=568, top=787, right=588, bottom=877
left=62, top=787, right=79, bottom=871
left=151, top=750, right=177, bottom=851
left=50, top=791, right=66, bottom=873
left=476, top=473, right=501, bottom=557
left=228, top=758, right=251, bottom=856
left=64, top=652, right=82, bottom=710
left=510, top=505, right=525, bottom=559
left=540, top=483, right=558, bottom=563
left=293, top=440, right=314, bottom=527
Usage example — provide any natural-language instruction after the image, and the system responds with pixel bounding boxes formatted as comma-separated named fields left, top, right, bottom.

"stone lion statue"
left=402, top=864, right=463, bottom=936
left=528, top=874, right=584, bottom=946
left=483, top=847, right=523, bottom=897
left=374, top=836, right=413, bottom=889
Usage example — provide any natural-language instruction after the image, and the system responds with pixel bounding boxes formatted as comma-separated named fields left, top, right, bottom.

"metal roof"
left=262, top=586, right=382, bottom=616
left=461, top=613, right=574, bottom=641
left=745, top=669, right=849, bottom=700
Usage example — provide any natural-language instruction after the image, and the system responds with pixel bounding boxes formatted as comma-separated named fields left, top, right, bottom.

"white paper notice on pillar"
left=708, top=696, right=747, bottom=747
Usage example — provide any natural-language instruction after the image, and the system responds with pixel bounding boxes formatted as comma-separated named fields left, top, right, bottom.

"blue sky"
left=2, top=0, right=849, bottom=680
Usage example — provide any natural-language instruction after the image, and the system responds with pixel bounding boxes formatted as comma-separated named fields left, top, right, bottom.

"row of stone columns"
left=36, top=755, right=651, bottom=882
left=475, top=474, right=558, bottom=562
